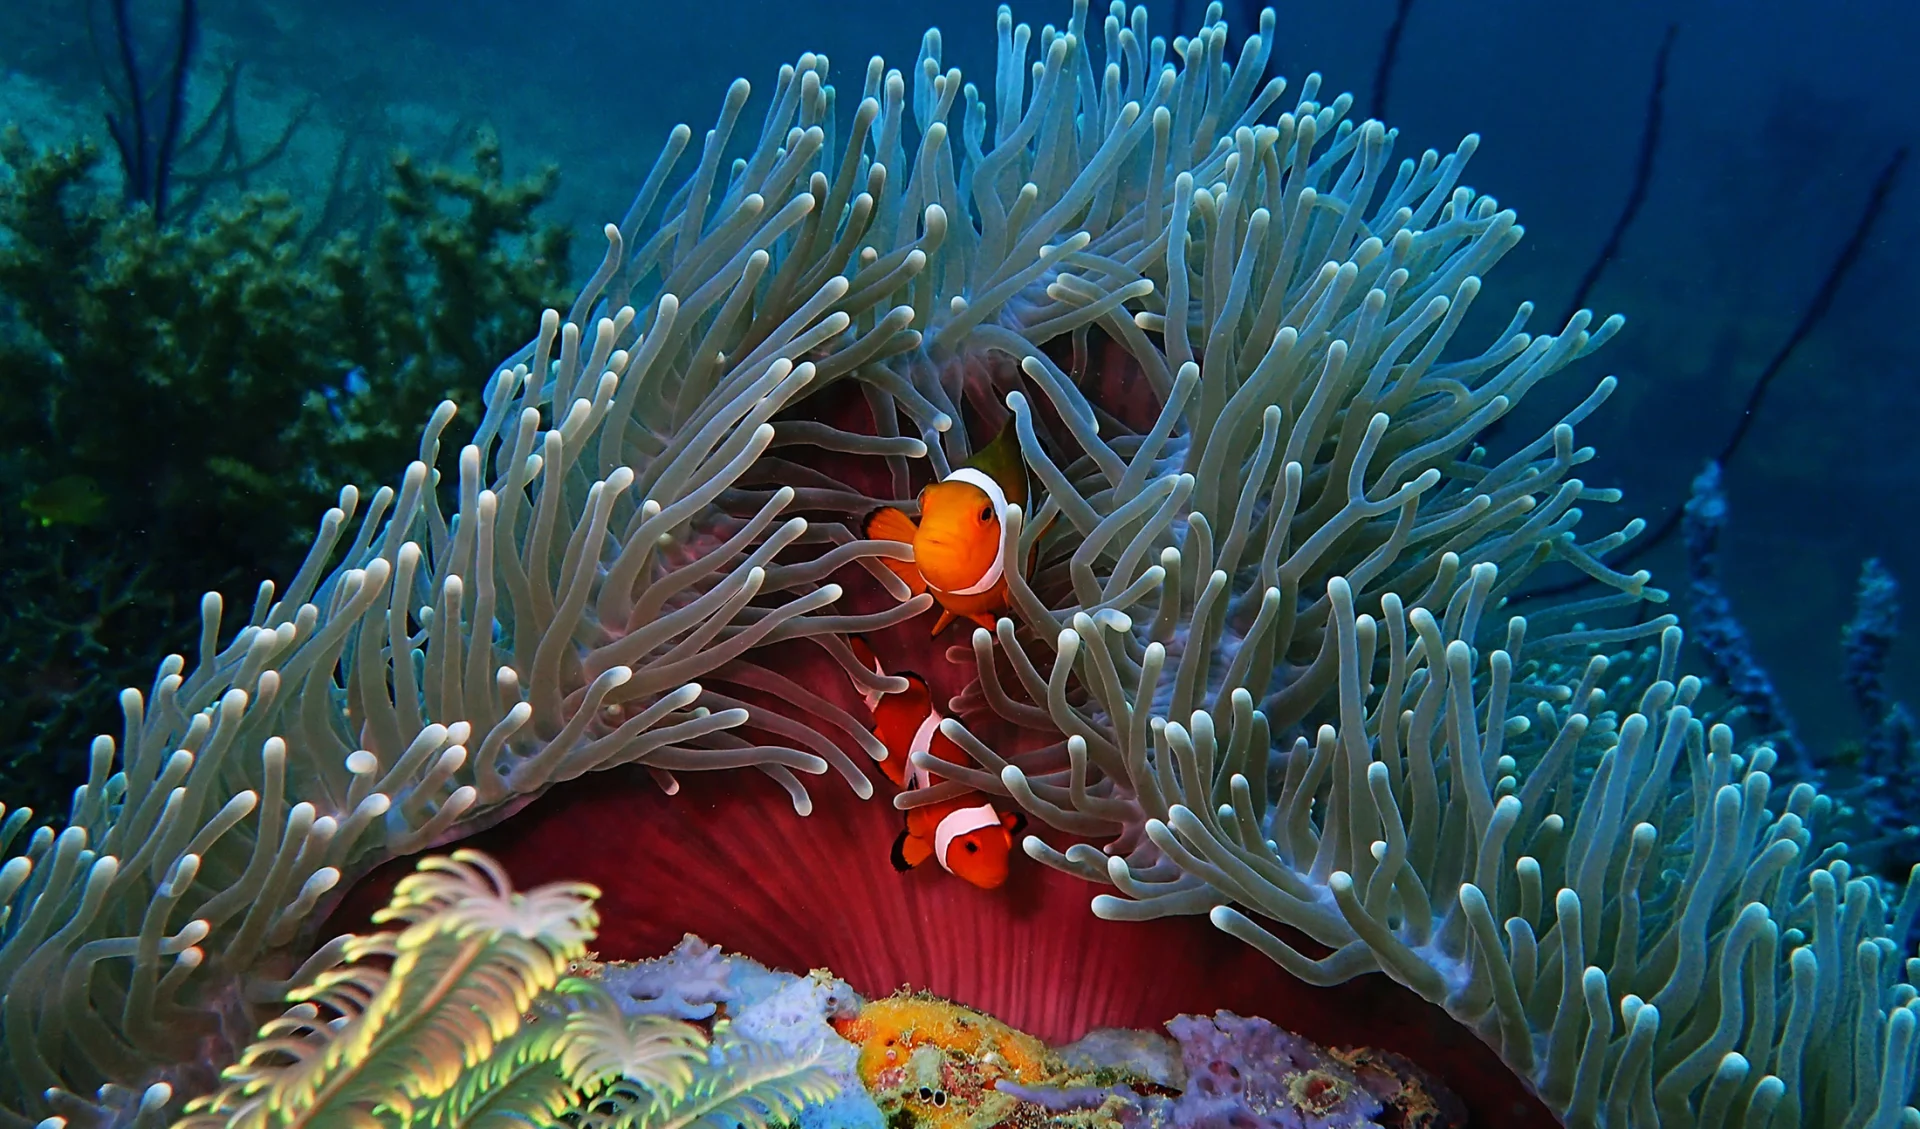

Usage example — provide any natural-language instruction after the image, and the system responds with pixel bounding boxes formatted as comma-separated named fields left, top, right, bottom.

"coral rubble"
left=191, top=867, right=1468, bottom=1129
left=827, top=985, right=1463, bottom=1128
left=836, top=993, right=1056, bottom=1126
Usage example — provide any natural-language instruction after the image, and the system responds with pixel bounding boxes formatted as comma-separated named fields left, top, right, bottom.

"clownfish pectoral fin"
left=865, top=506, right=921, bottom=544
left=892, top=828, right=933, bottom=871
left=863, top=508, right=927, bottom=597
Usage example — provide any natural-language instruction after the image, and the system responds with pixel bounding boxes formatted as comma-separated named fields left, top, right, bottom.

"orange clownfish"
left=847, top=636, right=1026, bottom=890
left=864, top=422, right=1032, bottom=635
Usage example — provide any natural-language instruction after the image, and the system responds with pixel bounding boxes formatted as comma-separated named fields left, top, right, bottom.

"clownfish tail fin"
left=894, top=826, right=935, bottom=870
left=890, top=829, right=916, bottom=872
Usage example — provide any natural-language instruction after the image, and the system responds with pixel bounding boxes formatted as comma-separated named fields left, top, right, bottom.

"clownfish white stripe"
left=933, top=802, right=1003, bottom=873
left=906, top=709, right=942, bottom=790
left=940, top=467, right=1009, bottom=596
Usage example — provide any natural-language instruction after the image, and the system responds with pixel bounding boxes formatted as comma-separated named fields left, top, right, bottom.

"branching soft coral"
left=175, top=850, right=826, bottom=1129
left=177, top=850, right=610, bottom=1128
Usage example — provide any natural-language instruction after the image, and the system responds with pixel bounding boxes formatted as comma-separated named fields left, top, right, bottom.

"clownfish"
left=864, top=421, right=1033, bottom=636
left=847, top=636, right=1026, bottom=889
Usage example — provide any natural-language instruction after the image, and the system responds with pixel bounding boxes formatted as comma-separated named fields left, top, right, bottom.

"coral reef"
left=1682, top=462, right=1920, bottom=880
left=830, top=992, right=1463, bottom=1128
left=96, top=0, right=201, bottom=223
left=1158, top=1010, right=1462, bottom=1128
left=194, top=872, right=1460, bottom=1129
left=591, top=934, right=882, bottom=1129
left=1680, top=461, right=1808, bottom=769
left=349, top=750, right=1552, bottom=1124
left=568, top=1016, right=844, bottom=1129
left=0, top=2, right=1917, bottom=1127
left=176, top=850, right=845, bottom=1129
left=835, top=993, right=1056, bottom=1125
left=1842, top=559, right=1918, bottom=842
left=597, top=934, right=739, bottom=1021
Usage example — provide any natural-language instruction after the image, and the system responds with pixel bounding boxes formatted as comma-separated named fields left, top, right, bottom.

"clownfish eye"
left=979, top=504, right=994, bottom=523
left=964, top=841, right=978, bottom=853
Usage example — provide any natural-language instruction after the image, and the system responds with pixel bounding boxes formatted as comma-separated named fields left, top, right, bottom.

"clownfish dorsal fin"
left=960, top=418, right=1028, bottom=508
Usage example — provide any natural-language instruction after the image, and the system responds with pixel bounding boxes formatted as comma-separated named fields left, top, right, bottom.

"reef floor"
left=585, top=934, right=1468, bottom=1129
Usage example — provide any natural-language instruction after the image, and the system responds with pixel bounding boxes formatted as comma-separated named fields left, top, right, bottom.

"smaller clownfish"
left=864, top=421, right=1036, bottom=636
left=847, top=636, right=1026, bottom=890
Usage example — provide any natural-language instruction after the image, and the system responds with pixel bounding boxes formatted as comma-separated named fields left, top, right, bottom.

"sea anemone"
left=3, top=3, right=1917, bottom=1127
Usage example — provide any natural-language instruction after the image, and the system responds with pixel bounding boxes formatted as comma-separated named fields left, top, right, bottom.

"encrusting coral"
left=834, top=993, right=1056, bottom=1126
left=587, top=934, right=879, bottom=1128
left=1, top=2, right=1916, bottom=1127
left=828, top=992, right=1462, bottom=1128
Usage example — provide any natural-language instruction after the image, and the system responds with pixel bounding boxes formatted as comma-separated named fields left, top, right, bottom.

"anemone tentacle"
left=1, top=3, right=1913, bottom=1128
